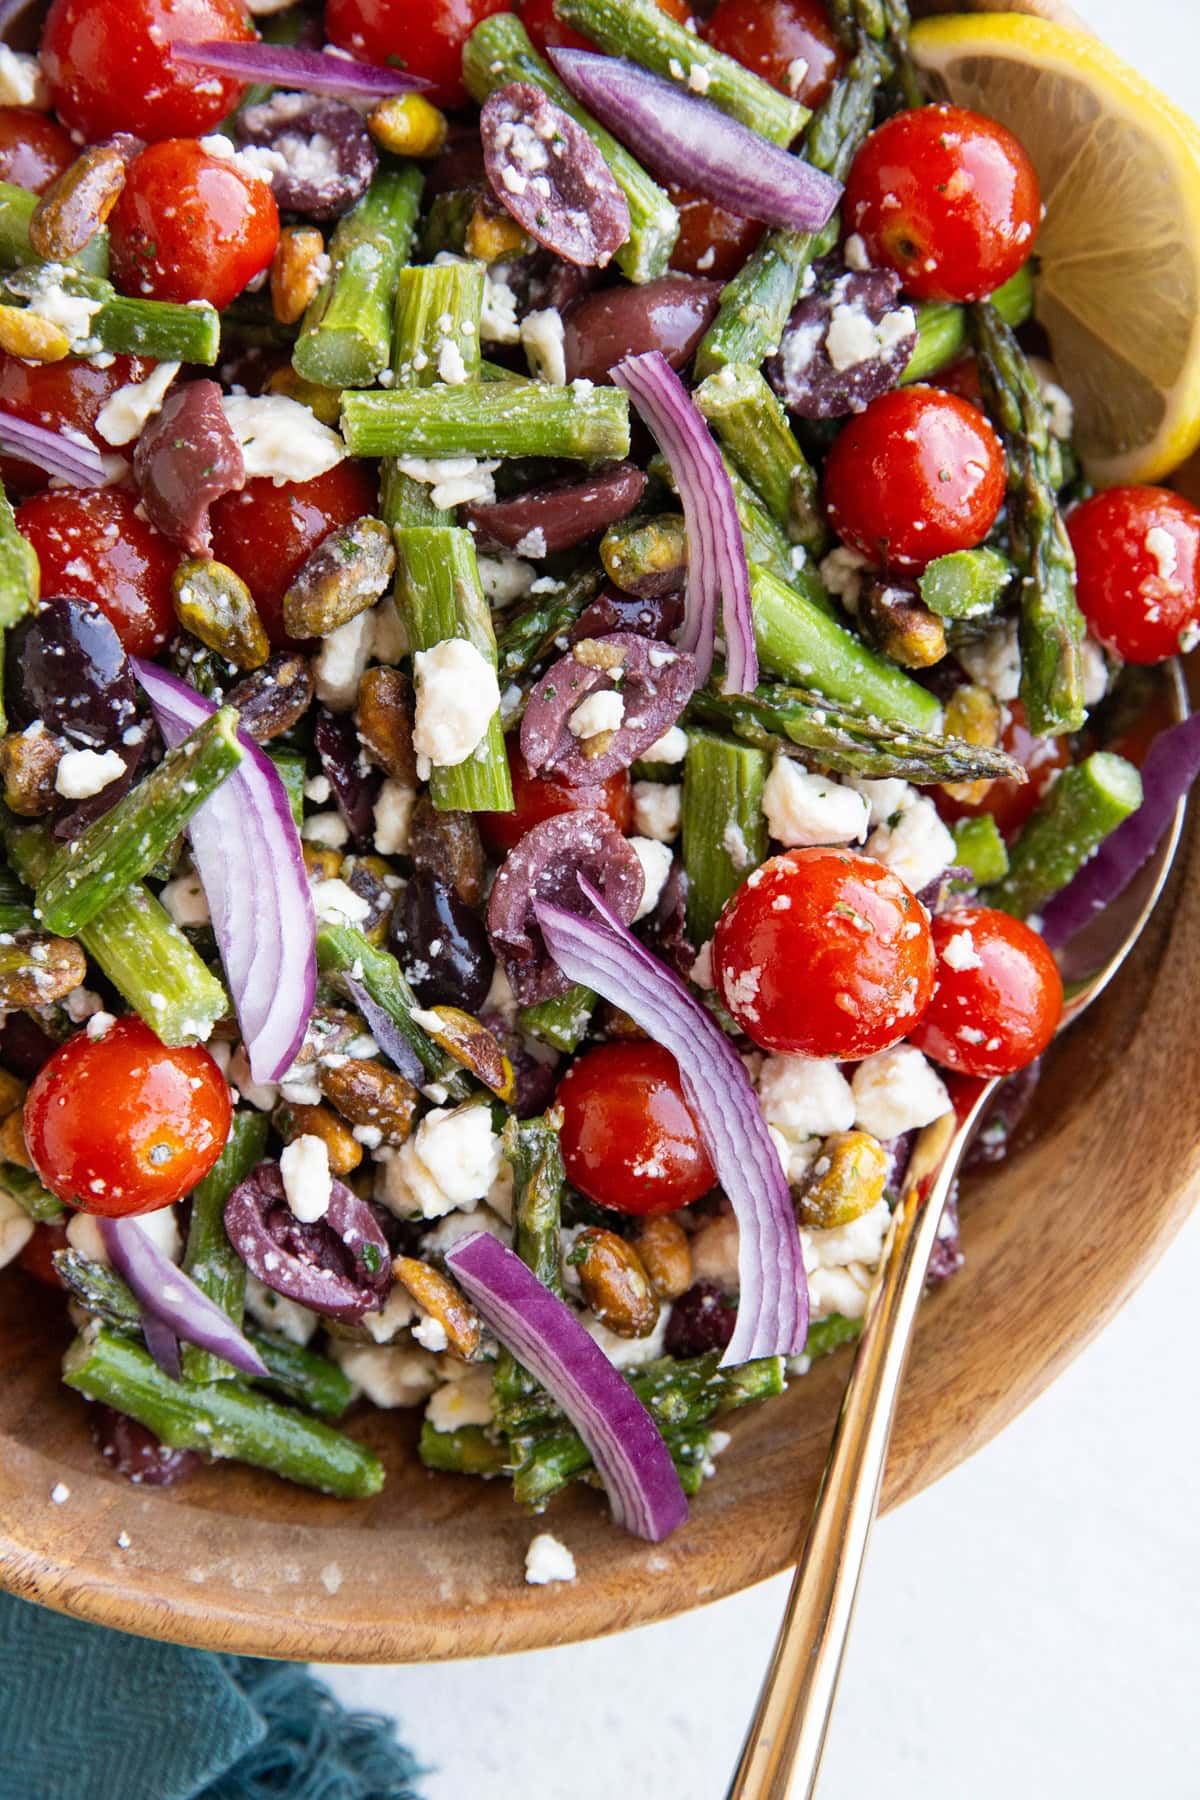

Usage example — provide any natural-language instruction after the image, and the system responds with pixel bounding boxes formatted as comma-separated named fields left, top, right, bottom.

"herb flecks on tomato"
left=909, top=906, right=1062, bottom=1077
left=557, top=1040, right=716, bottom=1216
left=109, top=139, right=280, bottom=310
left=1068, top=486, right=1200, bottom=665
left=16, top=488, right=177, bottom=657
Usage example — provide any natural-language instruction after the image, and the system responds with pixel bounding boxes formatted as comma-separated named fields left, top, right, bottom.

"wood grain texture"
left=1, top=0, right=1195, bottom=1663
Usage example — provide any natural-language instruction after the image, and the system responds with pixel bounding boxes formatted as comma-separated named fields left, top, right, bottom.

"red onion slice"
left=444, top=1229, right=688, bottom=1542
left=171, top=40, right=432, bottom=99
left=99, top=1215, right=269, bottom=1379
left=0, top=409, right=106, bottom=487
left=549, top=49, right=841, bottom=232
left=134, top=660, right=316, bottom=1084
left=611, top=350, right=755, bottom=694
left=534, top=879, right=806, bottom=1364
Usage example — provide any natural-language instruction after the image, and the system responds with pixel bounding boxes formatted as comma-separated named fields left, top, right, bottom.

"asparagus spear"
left=987, top=752, right=1143, bottom=920
left=495, top=568, right=606, bottom=686
left=682, top=730, right=770, bottom=943
left=247, top=1326, right=356, bottom=1421
left=462, top=12, right=678, bottom=285
left=180, top=1112, right=271, bottom=1384
left=292, top=164, right=423, bottom=389
left=919, top=546, right=1015, bottom=621
left=902, top=264, right=1035, bottom=385
left=341, top=380, right=631, bottom=463
left=0, top=181, right=109, bottom=277
left=54, top=1250, right=141, bottom=1327
left=63, top=1327, right=384, bottom=1499
left=802, top=1312, right=862, bottom=1362
left=950, top=815, right=1010, bottom=888
left=492, top=1112, right=567, bottom=1419
left=0, top=475, right=37, bottom=732
left=382, top=259, right=485, bottom=531
left=418, top=1419, right=509, bottom=1477
left=694, top=364, right=826, bottom=553
left=517, top=988, right=596, bottom=1053
left=315, top=921, right=469, bottom=1094
left=970, top=301, right=1087, bottom=737
left=0, top=260, right=220, bottom=362
left=265, top=748, right=306, bottom=830
left=2, top=1162, right=64, bottom=1223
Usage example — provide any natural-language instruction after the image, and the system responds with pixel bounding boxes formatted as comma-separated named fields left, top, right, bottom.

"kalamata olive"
left=562, top=275, right=722, bottom=384
left=927, top=1192, right=964, bottom=1286
left=408, top=798, right=486, bottom=908
left=482, top=1011, right=560, bottom=1117
left=639, top=860, right=695, bottom=981
left=570, top=588, right=685, bottom=644
left=225, top=651, right=315, bottom=744
left=233, top=93, right=377, bottom=221
left=964, top=1059, right=1042, bottom=1172
left=424, top=126, right=486, bottom=198
left=133, top=379, right=245, bottom=557
left=516, top=248, right=598, bottom=319
left=224, top=1159, right=392, bottom=1324
left=390, top=868, right=494, bottom=1014
left=766, top=258, right=918, bottom=418
left=4, top=596, right=139, bottom=750
left=463, top=461, right=647, bottom=555
left=664, top=1281, right=738, bottom=1356
left=916, top=866, right=973, bottom=914
left=314, top=704, right=380, bottom=850
left=520, top=632, right=697, bottom=786
left=481, top=83, right=629, bottom=269
left=94, top=1406, right=202, bottom=1486
left=0, top=1011, right=61, bottom=1080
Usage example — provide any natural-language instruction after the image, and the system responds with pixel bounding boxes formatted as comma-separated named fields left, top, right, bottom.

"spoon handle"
left=726, top=1102, right=981, bottom=1800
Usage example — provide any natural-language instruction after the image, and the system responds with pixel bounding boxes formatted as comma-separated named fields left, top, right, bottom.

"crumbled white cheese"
left=373, top=778, right=416, bottom=857
left=369, top=595, right=408, bottom=663
left=633, top=780, right=681, bottom=842
left=845, top=776, right=914, bottom=829
left=0, top=1184, right=33, bottom=1271
left=785, top=54, right=810, bottom=94
left=762, top=756, right=870, bottom=847
left=802, top=1198, right=892, bottom=1321
left=525, top=1532, right=576, bottom=1586
left=437, top=338, right=468, bottom=385
left=479, top=267, right=520, bottom=344
left=25, top=276, right=103, bottom=352
left=420, top=1204, right=512, bottom=1257
left=941, top=928, right=981, bottom=972
left=279, top=1134, right=332, bottom=1224
left=851, top=1045, right=951, bottom=1140
left=360, top=1282, right=417, bottom=1344
left=394, top=453, right=498, bottom=511
left=844, top=233, right=871, bottom=272
left=426, top=1364, right=495, bottom=1433
left=95, top=362, right=180, bottom=446
left=50, top=1482, right=70, bottom=1505
left=310, top=878, right=372, bottom=927
left=313, top=609, right=373, bottom=712
left=520, top=307, right=567, bottom=385
left=477, top=554, right=536, bottom=607
left=244, top=1273, right=318, bottom=1345
left=412, top=1313, right=449, bottom=1353
left=759, top=1055, right=855, bottom=1140
left=1146, top=525, right=1180, bottom=584
left=1080, top=636, right=1110, bottom=707
left=220, top=395, right=346, bottom=485
left=301, top=810, right=350, bottom=849
left=54, top=747, right=126, bottom=800
left=865, top=794, right=955, bottom=894
left=825, top=299, right=916, bottom=373
left=245, top=0, right=297, bottom=13
left=0, top=46, right=49, bottom=109
left=567, top=689, right=624, bottom=741
left=1030, top=357, right=1074, bottom=440
left=66, top=1204, right=183, bottom=1267
left=198, top=133, right=286, bottom=185
left=630, top=836, right=672, bottom=922
left=640, top=725, right=687, bottom=764
left=690, top=939, right=715, bottom=990
left=412, top=638, right=501, bottom=775
left=956, top=617, right=1021, bottom=702
left=820, top=544, right=871, bottom=615
left=160, top=873, right=210, bottom=929
left=330, top=1340, right=439, bottom=1408
left=376, top=1103, right=503, bottom=1220
left=65, top=986, right=103, bottom=1023
left=583, top=1303, right=672, bottom=1370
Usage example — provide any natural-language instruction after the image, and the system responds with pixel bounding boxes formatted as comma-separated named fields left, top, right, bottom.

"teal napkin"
left=0, top=1592, right=424, bottom=1800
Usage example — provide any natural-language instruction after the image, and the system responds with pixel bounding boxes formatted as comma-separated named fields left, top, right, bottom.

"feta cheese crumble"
left=762, top=757, right=870, bottom=847
left=95, top=362, right=181, bottom=446
left=568, top=690, right=625, bottom=741
left=525, top=1532, right=576, bottom=1586
left=54, top=747, right=126, bottom=800
left=520, top=307, right=567, bottom=385
left=865, top=794, right=955, bottom=894
left=630, top=835, right=673, bottom=921
left=377, top=1103, right=503, bottom=1220
left=220, top=395, right=346, bottom=484
left=279, top=1134, right=332, bottom=1224
left=851, top=1046, right=951, bottom=1140
left=633, top=780, right=681, bottom=842
left=412, top=638, right=501, bottom=774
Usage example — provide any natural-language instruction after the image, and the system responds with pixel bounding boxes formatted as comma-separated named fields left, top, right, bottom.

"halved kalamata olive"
left=425, top=127, right=486, bottom=199
left=664, top=1281, right=738, bottom=1356
left=49, top=723, right=148, bottom=841
left=133, top=379, right=245, bottom=557
left=639, top=859, right=694, bottom=981
left=224, top=1159, right=392, bottom=1324
left=314, top=704, right=380, bottom=850
left=570, top=588, right=685, bottom=644
left=766, top=259, right=918, bottom=419
left=520, top=631, right=697, bottom=787
left=482, top=1010, right=560, bottom=1118
left=95, top=1406, right=202, bottom=1486
left=463, top=461, right=647, bottom=556
left=0, top=1011, right=61, bottom=1080
left=408, top=798, right=486, bottom=908
left=515, top=248, right=598, bottom=320
left=562, top=275, right=722, bottom=385
left=225, top=651, right=315, bottom=744
left=481, top=82, right=630, bottom=269
left=389, top=869, right=494, bottom=1014
left=486, top=809, right=644, bottom=1007
left=4, top=596, right=139, bottom=750
left=233, top=93, right=377, bottom=221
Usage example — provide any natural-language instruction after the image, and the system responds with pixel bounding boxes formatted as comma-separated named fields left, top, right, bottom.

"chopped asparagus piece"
left=2, top=1162, right=64, bottom=1223
left=0, top=474, right=37, bottom=632
left=342, top=380, right=631, bottom=463
left=418, top=1419, right=509, bottom=1476
left=293, top=165, right=423, bottom=389
left=902, top=263, right=1035, bottom=385
left=919, top=546, right=1015, bottom=621
left=694, top=364, right=826, bottom=554
left=492, top=1112, right=567, bottom=1418
left=950, top=815, right=1010, bottom=888
left=518, top=987, right=596, bottom=1053
left=495, top=567, right=606, bottom=686
left=180, top=1112, right=271, bottom=1384
left=247, top=1326, right=356, bottom=1421
left=803, top=1312, right=862, bottom=1361
left=315, top=921, right=468, bottom=1093
left=682, top=729, right=770, bottom=943
left=987, top=752, right=1143, bottom=920
left=382, top=258, right=486, bottom=529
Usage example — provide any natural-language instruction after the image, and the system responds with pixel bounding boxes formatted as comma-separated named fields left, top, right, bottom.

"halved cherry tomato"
left=109, top=139, right=280, bottom=310
left=557, top=1040, right=716, bottom=1215
left=0, top=350, right=155, bottom=494
left=937, top=700, right=1071, bottom=841
left=478, top=736, right=633, bottom=854
left=908, top=906, right=1062, bottom=1077
left=823, top=385, right=1007, bottom=573
left=667, top=182, right=765, bottom=282
left=40, top=0, right=253, bottom=143
left=16, top=488, right=177, bottom=656
left=325, top=0, right=510, bottom=110
left=0, top=108, right=75, bottom=194
left=18, top=1220, right=69, bottom=1288
left=521, top=0, right=695, bottom=57
left=705, top=0, right=844, bottom=111
left=24, top=1018, right=232, bottom=1216
left=843, top=104, right=1040, bottom=304
left=712, top=846, right=936, bottom=1059
left=1067, top=486, right=1200, bottom=665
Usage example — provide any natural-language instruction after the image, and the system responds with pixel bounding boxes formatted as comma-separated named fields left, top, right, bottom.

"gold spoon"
left=727, top=663, right=1189, bottom=1800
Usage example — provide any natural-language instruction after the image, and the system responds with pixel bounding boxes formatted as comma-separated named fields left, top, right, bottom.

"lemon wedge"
left=910, top=13, right=1200, bottom=486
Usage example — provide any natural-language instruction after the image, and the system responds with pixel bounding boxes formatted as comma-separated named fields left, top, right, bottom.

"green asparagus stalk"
left=802, top=1312, right=862, bottom=1361
left=492, top=1112, right=567, bottom=1419
left=0, top=863, right=34, bottom=932
left=918, top=546, right=1015, bottom=621
left=382, top=259, right=486, bottom=530
left=417, top=189, right=475, bottom=263
left=987, top=752, right=1143, bottom=920
left=555, top=0, right=809, bottom=145
left=247, top=1326, right=356, bottom=1421
left=394, top=526, right=513, bottom=813
left=342, top=380, right=630, bottom=463
left=495, top=567, right=606, bottom=686
left=694, top=364, right=826, bottom=553
left=2, top=1162, right=64, bottom=1223
left=682, top=730, right=770, bottom=943
left=293, top=164, right=424, bottom=389
left=265, top=748, right=306, bottom=830
left=315, top=921, right=469, bottom=1094
left=0, top=475, right=38, bottom=632
left=0, top=182, right=109, bottom=276
left=462, top=12, right=678, bottom=285
left=950, top=815, right=1010, bottom=888
left=0, top=262, right=220, bottom=362
left=970, top=301, right=1086, bottom=737
left=418, top=1419, right=509, bottom=1477
left=379, top=458, right=447, bottom=532
left=54, top=1250, right=141, bottom=1327
left=902, top=263, right=1035, bottom=385
left=518, top=987, right=596, bottom=1053
left=63, top=1327, right=385, bottom=1498
left=35, top=707, right=243, bottom=936
left=180, top=1112, right=270, bottom=1384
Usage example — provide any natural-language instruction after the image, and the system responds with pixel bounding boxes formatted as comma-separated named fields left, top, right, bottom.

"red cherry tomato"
left=521, top=0, right=694, bottom=57
left=705, top=0, right=844, bottom=110
left=18, top=1219, right=70, bottom=1288
left=843, top=105, right=1040, bottom=304
left=109, top=139, right=279, bottom=310
left=24, top=1018, right=232, bottom=1216
left=325, top=0, right=511, bottom=109
left=557, top=1040, right=716, bottom=1215
left=208, top=461, right=379, bottom=649
left=667, top=182, right=765, bottom=282
left=477, top=736, right=633, bottom=854
left=712, top=846, right=936, bottom=1059
left=0, top=108, right=75, bottom=194
left=0, top=350, right=155, bottom=494
left=908, top=906, right=1062, bottom=1077
left=1067, top=486, right=1200, bottom=665
left=16, top=488, right=177, bottom=656
left=823, top=385, right=1006, bottom=573
left=40, top=0, right=253, bottom=143
left=937, top=699, right=1071, bottom=841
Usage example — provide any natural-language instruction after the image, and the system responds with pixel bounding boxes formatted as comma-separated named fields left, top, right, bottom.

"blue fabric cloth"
left=0, top=1593, right=423, bottom=1800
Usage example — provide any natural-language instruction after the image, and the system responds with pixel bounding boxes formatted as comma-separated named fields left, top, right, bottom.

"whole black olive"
left=390, top=869, right=494, bottom=1014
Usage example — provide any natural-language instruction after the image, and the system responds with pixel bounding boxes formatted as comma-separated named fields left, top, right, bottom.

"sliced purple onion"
left=99, top=1215, right=269, bottom=1379
left=549, top=49, right=841, bottom=232
left=1039, top=713, right=1200, bottom=950
left=340, top=975, right=426, bottom=1087
left=534, top=879, right=806, bottom=1365
left=171, top=40, right=432, bottom=99
left=0, top=409, right=106, bottom=487
left=611, top=351, right=755, bottom=693
left=444, top=1230, right=688, bottom=1542
left=134, top=660, right=316, bottom=1083
left=140, top=1309, right=182, bottom=1380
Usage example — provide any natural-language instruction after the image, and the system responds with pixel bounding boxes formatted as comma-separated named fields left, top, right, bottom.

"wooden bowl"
left=3, top=0, right=1196, bottom=1661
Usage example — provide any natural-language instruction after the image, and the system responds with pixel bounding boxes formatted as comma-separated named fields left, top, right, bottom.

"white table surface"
left=322, top=6, right=1200, bottom=1792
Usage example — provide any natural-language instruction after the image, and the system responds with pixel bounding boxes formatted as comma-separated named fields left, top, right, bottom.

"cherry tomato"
left=823, top=385, right=1006, bottom=573
left=1067, top=486, right=1200, bottom=665
left=521, top=0, right=694, bottom=57
left=325, top=0, right=511, bottom=109
left=705, top=0, right=844, bottom=111
left=843, top=105, right=1040, bottom=304
left=24, top=1018, right=232, bottom=1216
left=40, top=0, right=253, bottom=144
left=0, top=350, right=155, bottom=495
left=712, top=846, right=935, bottom=1059
left=477, top=736, right=633, bottom=854
left=0, top=108, right=75, bottom=195
left=937, top=699, right=1071, bottom=841
left=667, top=182, right=765, bottom=282
left=18, top=1219, right=69, bottom=1288
left=908, top=906, right=1062, bottom=1078
left=16, top=488, right=177, bottom=656
left=557, top=1040, right=716, bottom=1215
left=109, top=139, right=279, bottom=310
left=208, top=461, right=379, bottom=649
